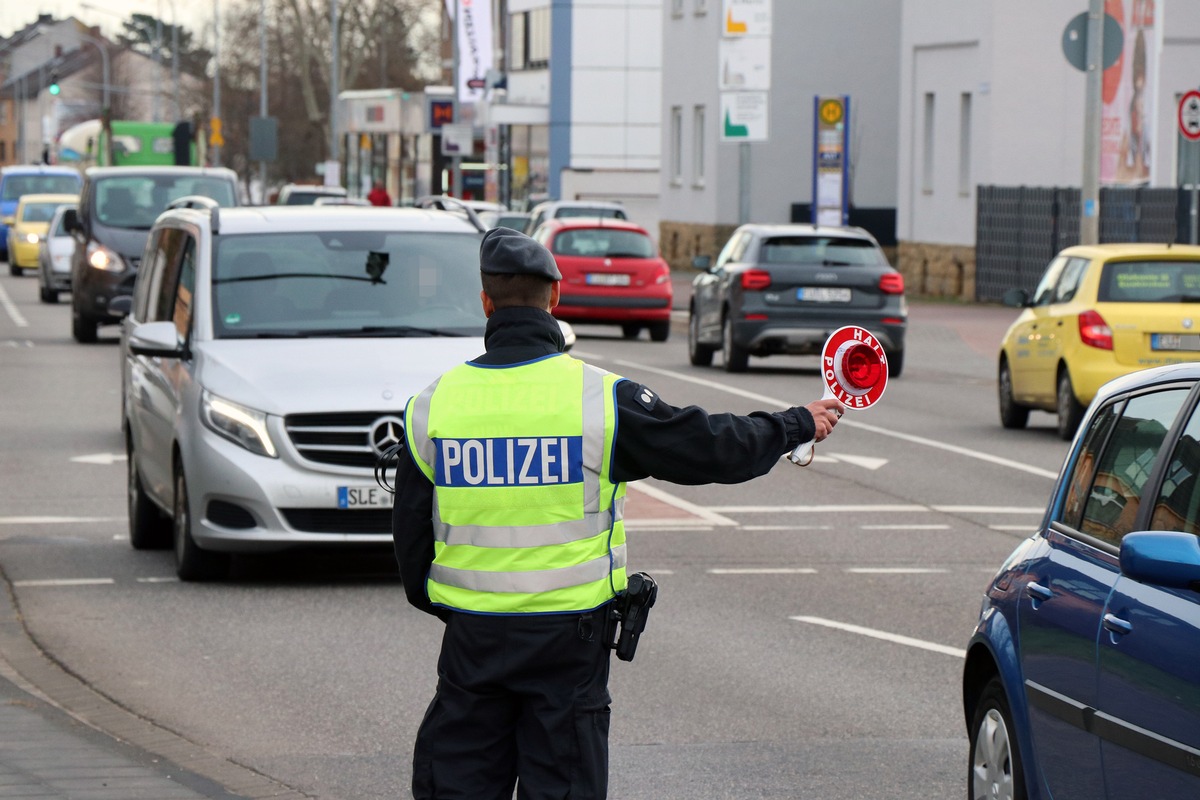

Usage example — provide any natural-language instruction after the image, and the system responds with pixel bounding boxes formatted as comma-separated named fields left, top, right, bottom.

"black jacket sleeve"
left=391, top=453, right=449, bottom=621
left=611, top=380, right=815, bottom=485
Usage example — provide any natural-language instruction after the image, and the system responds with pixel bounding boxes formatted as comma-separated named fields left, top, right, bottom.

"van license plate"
left=337, top=486, right=391, bottom=509
left=798, top=287, right=851, bottom=303
left=1152, top=334, right=1200, bottom=351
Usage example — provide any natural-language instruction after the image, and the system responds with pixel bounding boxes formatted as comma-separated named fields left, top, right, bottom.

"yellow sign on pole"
left=210, top=117, right=224, bottom=148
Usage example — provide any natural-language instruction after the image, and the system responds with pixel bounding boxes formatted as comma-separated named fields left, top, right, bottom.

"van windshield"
left=211, top=230, right=487, bottom=338
left=2, top=174, right=81, bottom=201
left=93, top=174, right=236, bottom=230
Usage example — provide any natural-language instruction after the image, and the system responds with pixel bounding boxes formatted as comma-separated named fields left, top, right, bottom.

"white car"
left=117, top=203, right=491, bottom=580
left=37, top=203, right=77, bottom=303
left=524, top=200, right=627, bottom=236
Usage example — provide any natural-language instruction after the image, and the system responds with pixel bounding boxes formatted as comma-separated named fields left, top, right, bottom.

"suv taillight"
left=879, top=273, right=904, bottom=295
left=741, top=269, right=772, bottom=290
left=1079, top=310, right=1113, bottom=350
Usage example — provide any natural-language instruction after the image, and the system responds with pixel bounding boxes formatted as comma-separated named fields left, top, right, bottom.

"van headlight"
left=25, top=233, right=40, bottom=244
left=86, top=241, right=126, bottom=272
left=200, top=390, right=278, bottom=457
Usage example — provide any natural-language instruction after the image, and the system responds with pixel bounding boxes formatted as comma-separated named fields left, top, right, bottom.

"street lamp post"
left=77, top=32, right=112, bottom=114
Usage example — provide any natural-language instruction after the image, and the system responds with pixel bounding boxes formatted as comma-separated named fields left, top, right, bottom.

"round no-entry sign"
left=1180, top=90, right=1200, bottom=142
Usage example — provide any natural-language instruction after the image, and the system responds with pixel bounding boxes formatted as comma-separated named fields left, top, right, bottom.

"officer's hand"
left=806, top=398, right=845, bottom=442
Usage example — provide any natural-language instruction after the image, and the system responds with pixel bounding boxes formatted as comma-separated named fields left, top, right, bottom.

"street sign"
left=1179, top=90, right=1200, bottom=142
left=719, top=92, right=768, bottom=142
left=1061, top=12, right=1124, bottom=73
left=722, top=0, right=771, bottom=37
left=718, top=37, right=771, bottom=91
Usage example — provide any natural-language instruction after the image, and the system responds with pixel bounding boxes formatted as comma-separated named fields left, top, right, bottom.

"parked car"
left=964, top=361, right=1200, bottom=800
left=275, top=183, right=348, bottom=205
left=524, top=200, right=627, bottom=236
left=313, top=196, right=371, bottom=206
left=0, top=164, right=82, bottom=263
left=117, top=204, right=491, bottom=580
left=688, top=223, right=907, bottom=373
left=37, top=203, right=78, bottom=303
left=997, top=243, right=1200, bottom=439
left=531, top=217, right=673, bottom=341
left=478, top=210, right=531, bottom=232
left=4, top=192, right=78, bottom=275
left=64, top=166, right=239, bottom=343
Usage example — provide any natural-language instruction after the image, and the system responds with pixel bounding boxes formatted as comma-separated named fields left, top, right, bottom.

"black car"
left=65, top=166, right=239, bottom=343
left=688, top=224, right=908, bottom=374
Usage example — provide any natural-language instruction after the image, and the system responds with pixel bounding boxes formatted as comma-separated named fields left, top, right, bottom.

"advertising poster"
left=443, top=0, right=494, bottom=105
left=1101, top=0, right=1158, bottom=186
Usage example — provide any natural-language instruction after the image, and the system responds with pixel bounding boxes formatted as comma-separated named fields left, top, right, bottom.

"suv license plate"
left=798, top=287, right=851, bottom=303
left=587, top=273, right=631, bottom=286
left=1152, top=333, right=1200, bottom=351
left=337, top=486, right=392, bottom=509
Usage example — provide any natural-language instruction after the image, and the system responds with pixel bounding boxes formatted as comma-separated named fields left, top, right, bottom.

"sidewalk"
left=0, top=573, right=310, bottom=800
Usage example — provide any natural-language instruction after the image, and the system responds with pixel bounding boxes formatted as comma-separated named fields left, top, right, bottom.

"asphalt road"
left=0, top=265, right=1071, bottom=799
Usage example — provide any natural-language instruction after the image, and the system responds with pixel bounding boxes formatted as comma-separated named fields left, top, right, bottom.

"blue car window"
left=1149, top=403, right=1200, bottom=534
left=1080, top=389, right=1190, bottom=545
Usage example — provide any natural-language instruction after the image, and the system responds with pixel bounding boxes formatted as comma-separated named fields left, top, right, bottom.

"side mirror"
left=692, top=254, right=712, bottom=271
left=1119, top=531, right=1200, bottom=591
left=62, top=208, right=81, bottom=234
left=128, top=320, right=184, bottom=358
left=1002, top=288, right=1030, bottom=308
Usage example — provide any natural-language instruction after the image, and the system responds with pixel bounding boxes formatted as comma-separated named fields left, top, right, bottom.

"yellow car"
left=4, top=193, right=80, bottom=275
left=999, top=242, right=1200, bottom=440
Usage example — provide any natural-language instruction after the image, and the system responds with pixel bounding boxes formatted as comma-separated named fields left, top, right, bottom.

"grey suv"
left=119, top=202, right=487, bottom=580
left=65, top=166, right=239, bottom=343
left=688, top=223, right=908, bottom=375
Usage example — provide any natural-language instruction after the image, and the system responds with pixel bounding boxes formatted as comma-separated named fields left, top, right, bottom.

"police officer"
left=392, top=227, right=844, bottom=800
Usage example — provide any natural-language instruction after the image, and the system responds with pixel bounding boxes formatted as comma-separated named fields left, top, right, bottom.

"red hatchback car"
left=533, top=217, right=674, bottom=341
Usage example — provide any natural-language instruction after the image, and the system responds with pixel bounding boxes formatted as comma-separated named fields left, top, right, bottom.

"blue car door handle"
left=1102, top=613, right=1132, bottom=636
left=1027, top=582, right=1053, bottom=601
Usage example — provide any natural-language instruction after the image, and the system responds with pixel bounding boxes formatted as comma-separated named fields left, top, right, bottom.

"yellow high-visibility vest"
left=405, top=354, right=628, bottom=613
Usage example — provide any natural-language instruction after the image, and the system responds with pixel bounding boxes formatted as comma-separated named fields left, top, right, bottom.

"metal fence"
left=975, top=186, right=1189, bottom=302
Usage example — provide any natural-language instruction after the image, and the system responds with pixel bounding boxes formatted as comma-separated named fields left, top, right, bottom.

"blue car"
left=0, top=165, right=83, bottom=263
left=964, top=362, right=1200, bottom=800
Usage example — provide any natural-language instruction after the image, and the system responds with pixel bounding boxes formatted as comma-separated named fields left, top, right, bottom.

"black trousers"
left=412, top=607, right=613, bottom=800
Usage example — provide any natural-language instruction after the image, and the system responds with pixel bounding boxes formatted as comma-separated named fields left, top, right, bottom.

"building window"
left=692, top=105, right=705, bottom=186
left=695, top=0, right=708, bottom=15
left=509, top=7, right=550, bottom=71
left=958, top=93, right=972, bottom=196
left=922, top=92, right=935, bottom=194
left=0, top=141, right=6, bottom=161
left=671, top=0, right=684, bottom=16
left=670, top=106, right=683, bottom=185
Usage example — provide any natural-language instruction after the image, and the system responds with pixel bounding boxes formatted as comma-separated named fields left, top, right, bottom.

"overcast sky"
left=3, top=1, right=215, bottom=43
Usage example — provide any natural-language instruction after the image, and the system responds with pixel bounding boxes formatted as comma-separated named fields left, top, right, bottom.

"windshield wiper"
left=604, top=252, right=646, bottom=259
left=297, top=325, right=470, bottom=338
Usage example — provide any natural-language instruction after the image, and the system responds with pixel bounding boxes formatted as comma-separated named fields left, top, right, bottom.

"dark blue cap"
left=479, top=227, right=562, bottom=281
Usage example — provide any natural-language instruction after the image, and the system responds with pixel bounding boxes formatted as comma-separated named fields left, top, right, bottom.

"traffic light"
left=48, top=72, right=60, bottom=96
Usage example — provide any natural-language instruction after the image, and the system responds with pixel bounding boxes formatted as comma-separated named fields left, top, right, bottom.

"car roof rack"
left=165, top=195, right=220, bottom=233
left=413, top=195, right=486, bottom=233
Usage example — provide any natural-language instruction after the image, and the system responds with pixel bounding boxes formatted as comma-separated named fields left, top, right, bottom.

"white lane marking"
left=605, top=357, right=1059, bottom=479
left=990, top=524, right=1038, bottom=532
left=71, top=453, right=127, bottom=465
left=742, top=525, right=832, bottom=531
left=136, top=577, right=180, bottom=583
left=709, top=568, right=818, bottom=574
left=933, top=505, right=1043, bottom=514
left=0, top=516, right=124, bottom=524
left=0, top=283, right=28, bottom=327
left=628, top=481, right=738, bottom=526
left=827, top=453, right=888, bottom=470
left=859, top=524, right=950, bottom=530
left=625, top=524, right=714, bottom=532
left=708, top=504, right=928, bottom=513
left=13, top=578, right=115, bottom=587
left=790, top=615, right=966, bottom=658
left=845, top=567, right=948, bottom=574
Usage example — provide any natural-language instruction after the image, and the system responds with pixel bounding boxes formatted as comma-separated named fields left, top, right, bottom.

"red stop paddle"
left=789, top=325, right=889, bottom=467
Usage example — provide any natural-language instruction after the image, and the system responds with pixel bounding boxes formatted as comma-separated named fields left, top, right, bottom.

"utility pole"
left=330, top=0, right=340, bottom=176
left=451, top=0, right=462, bottom=198
left=259, top=0, right=268, bottom=201
left=212, top=0, right=222, bottom=166
left=1080, top=0, right=1103, bottom=245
